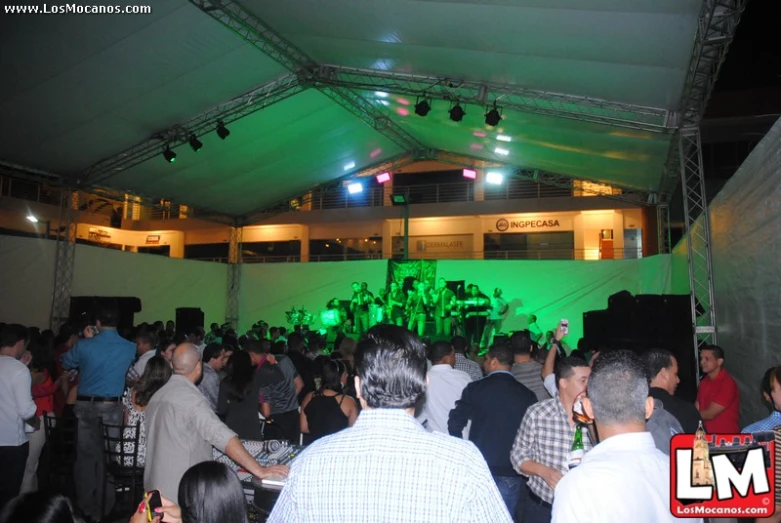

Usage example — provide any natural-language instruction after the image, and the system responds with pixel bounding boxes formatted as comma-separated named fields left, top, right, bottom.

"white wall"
left=0, top=235, right=56, bottom=328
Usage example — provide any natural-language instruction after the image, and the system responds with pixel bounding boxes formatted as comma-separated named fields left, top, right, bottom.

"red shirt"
left=697, top=368, right=740, bottom=433
left=32, top=369, right=59, bottom=417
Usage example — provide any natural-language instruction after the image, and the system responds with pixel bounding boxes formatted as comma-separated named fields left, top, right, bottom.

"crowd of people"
left=0, top=302, right=776, bottom=523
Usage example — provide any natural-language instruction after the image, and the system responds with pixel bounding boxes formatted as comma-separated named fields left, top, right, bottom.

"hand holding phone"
left=145, top=490, right=162, bottom=522
left=560, top=319, right=569, bottom=336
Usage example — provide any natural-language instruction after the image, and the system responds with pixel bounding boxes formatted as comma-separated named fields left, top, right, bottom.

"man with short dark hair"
left=642, top=348, right=702, bottom=433
left=416, top=341, right=471, bottom=434
left=449, top=344, right=537, bottom=517
left=268, top=325, right=512, bottom=523
left=0, top=324, right=36, bottom=511
left=510, top=331, right=550, bottom=402
left=452, top=335, right=482, bottom=381
left=510, top=356, right=592, bottom=523
left=198, top=343, right=225, bottom=411
left=696, top=345, right=740, bottom=433
left=126, top=331, right=157, bottom=386
left=552, top=350, right=698, bottom=523
left=61, top=305, right=135, bottom=520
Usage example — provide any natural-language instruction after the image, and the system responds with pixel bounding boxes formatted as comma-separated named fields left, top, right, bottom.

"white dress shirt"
left=133, top=350, right=156, bottom=377
left=417, top=364, right=472, bottom=434
left=0, top=355, right=37, bottom=446
left=553, top=431, right=701, bottom=523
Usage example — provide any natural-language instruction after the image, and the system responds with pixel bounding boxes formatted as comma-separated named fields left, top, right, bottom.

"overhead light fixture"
left=347, top=182, right=363, bottom=194
left=26, top=214, right=39, bottom=223
left=462, top=169, right=477, bottom=180
left=497, top=135, right=512, bottom=142
left=375, top=91, right=390, bottom=98
left=188, top=134, right=203, bottom=152
left=379, top=100, right=390, bottom=106
left=485, top=102, right=502, bottom=127
left=494, top=147, right=509, bottom=156
left=449, top=102, right=466, bottom=122
left=344, top=161, right=356, bottom=171
left=486, top=171, right=504, bottom=185
left=163, top=146, right=177, bottom=163
left=216, top=122, right=230, bottom=140
left=376, top=172, right=391, bottom=184
left=414, top=96, right=432, bottom=117
left=391, top=194, right=409, bottom=205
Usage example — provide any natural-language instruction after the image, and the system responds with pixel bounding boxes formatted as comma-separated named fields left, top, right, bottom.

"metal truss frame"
left=317, top=65, right=674, bottom=134
left=679, top=128, right=717, bottom=382
left=49, top=188, right=79, bottom=330
left=225, top=225, right=243, bottom=329
left=656, top=204, right=672, bottom=254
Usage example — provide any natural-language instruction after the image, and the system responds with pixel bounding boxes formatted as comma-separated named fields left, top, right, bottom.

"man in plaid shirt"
left=268, top=325, right=512, bottom=523
left=510, top=356, right=592, bottom=523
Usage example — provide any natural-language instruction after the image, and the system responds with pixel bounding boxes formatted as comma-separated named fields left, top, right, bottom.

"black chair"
left=100, top=420, right=145, bottom=518
left=43, top=414, right=78, bottom=494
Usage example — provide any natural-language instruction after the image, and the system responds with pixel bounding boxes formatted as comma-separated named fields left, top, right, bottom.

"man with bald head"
left=144, top=344, right=288, bottom=501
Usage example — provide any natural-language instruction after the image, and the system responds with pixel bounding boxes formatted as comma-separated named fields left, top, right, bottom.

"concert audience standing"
left=116, top=356, right=171, bottom=468
left=268, top=325, right=512, bottom=523
left=452, top=335, right=483, bottom=381
left=742, top=366, right=781, bottom=433
left=186, top=327, right=206, bottom=355
left=642, top=348, right=703, bottom=433
left=156, top=336, right=177, bottom=362
left=216, top=350, right=268, bottom=440
left=0, top=491, right=83, bottom=523
left=251, top=339, right=304, bottom=442
left=510, top=356, right=592, bottom=523
left=60, top=305, right=135, bottom=520
left=449, top=344, right=537, bottom=517
left=144, top=344, right=288, bottom=502
left=125, top=331, right=157, bottom=386
left=0, top=325, right=37, bottom=512
left=552, top=350, right=699, bottom=523
left=696, top=345, right=740, bottom=433
left=198, top=343, right=226, bottom=411
left=510, top=331, right=550, bottom=402
left=285, top=333, right=316, bottom=402
left=416, top=341, right=471, bottom=434
left=300, top=359, right=358, bottom=443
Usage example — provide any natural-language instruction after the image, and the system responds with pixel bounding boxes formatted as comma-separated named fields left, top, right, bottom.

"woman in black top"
left=300, top=359, right=358, bottom=443
left=216, top=350, right=268, bottom=441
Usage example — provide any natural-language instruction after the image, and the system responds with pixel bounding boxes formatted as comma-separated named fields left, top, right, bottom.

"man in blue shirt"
left=61, top=305, right=135, bottom=521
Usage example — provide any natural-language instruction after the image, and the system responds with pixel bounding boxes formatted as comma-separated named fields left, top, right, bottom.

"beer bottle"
left=567, top=425, right=585, bottom=470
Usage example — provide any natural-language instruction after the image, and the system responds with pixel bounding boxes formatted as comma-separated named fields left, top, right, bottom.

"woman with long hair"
left=116, top=356, right=172, bottom=467
left=300, top=358, right=358, bottom=443
left=1, top=492, right=84, bottom=523
left=130, top=462, right=249, bottom=523
left=216, top=350, right=268, bottom=440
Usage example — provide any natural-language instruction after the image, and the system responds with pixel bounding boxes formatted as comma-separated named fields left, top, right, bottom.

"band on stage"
left=321, top=279, right=509, bottom=350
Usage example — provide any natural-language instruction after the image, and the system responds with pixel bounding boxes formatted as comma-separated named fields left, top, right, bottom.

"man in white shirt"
left=0, top=324, right=38, bottom=511
left=417, top=341, right=471, bottom=434
left=552, top=350, right=700, bottom=523
left=126, top=331, right=156, bottom=385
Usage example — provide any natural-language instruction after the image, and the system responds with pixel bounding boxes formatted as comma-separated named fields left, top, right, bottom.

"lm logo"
left=670, top=429, right=775, bottom=519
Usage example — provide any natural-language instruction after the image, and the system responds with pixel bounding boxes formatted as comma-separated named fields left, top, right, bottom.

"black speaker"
left=176, top=308, right=205, bottom=337
left=69, top=296, right=141, bottom=333
left=582, top=309, right=609, bottom=351
left=634, top=295, right=665, bottom=344
left=607, top=290, right=635, bottom=342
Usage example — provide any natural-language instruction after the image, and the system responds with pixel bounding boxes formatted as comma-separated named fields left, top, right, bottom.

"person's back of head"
left=0, top=492, right=84, bottom=523
left=486, top=344, right=514, bottom=369
left=287, top=333, right=304, bottom=352
left=509, top=331, right=532, bottom=358
left=202, top=343, right=224, bottom=365
left=450, top=335, right=467, bottom=354
left=356, top=325, right=426, bottom=409
left=171, top=343, right=201, bottom=379
left=244, top=339, right=268, bottom=356
left=134, top=356, right=173, bottom=407
left=97, top=303, right=119, bottom=329
left=641, top=348, right=675, bottom=384
left=427, top=341, right=453, bottom=365
left=226, top=350, right=254, bottom=400
left=178, top=461, right=248, bottom=523
left=586, top=349, right=650, bottom=429
left=0, top=323, right=29, bottom=354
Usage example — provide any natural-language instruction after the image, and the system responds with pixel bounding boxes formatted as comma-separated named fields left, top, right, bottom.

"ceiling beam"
left=317, top=65, right=675, bottom=134
left=80, top=72, right=306, bottom=186
left=0, top=161, right=65, bottom=185
left=657, top=0, right=747, bottom=202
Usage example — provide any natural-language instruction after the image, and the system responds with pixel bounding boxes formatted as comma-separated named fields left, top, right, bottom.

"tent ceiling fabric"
left=0, top=0, right=706, bottom=216
left=106, top=90, right=404, bottom=216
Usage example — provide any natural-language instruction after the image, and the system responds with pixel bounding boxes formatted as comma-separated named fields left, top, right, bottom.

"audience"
left=126, top=331, right=157, bottom=387
left=0, top=491, right=84, bottom=523
left=510, top=331, right=550, bottom=402
left=416, top=340, right=471, bottom=434
left=198, top=343, right=225, bottom=411
left=300, top=359, right=358, bottom=442
left=452, top=335, right=483, bottom=381
left=742, top=366, right=781, bottom=433
left=216, top=350, right=268, bottom=440
left=696, top=345, right=740, bottom=433
left=643, top=348, right=703, bottom=433
left=251, top=340, right=303, bottom=442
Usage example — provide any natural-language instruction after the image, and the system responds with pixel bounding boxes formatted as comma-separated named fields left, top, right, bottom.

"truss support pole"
left=679, top=128, right=717, bottom=385
left=226, top=225, right=243, bottom=330
left=50, top=188, right=79, bottom=330
left=656, top=204, right=671, bottom=254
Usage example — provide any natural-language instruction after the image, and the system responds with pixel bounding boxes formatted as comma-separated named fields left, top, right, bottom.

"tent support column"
left=656, top=204, right=671, bottom=254
left=226, top=225, right=243, bottom=330
left=50, top=188, right=79, bottom=330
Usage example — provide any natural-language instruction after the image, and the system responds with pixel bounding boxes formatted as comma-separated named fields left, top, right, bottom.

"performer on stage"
left=431, top=278, right=456, bottom=337
left=463, top=284, right=490, bottom=350
left=480, top=288, right=509, bottom=350
left=325, top=298, right=349, bottom=337
left=350, top=282, right=372, bottom=338
left=406, top=281, right=430, bottom=337
left=385, top=281, right=407, bottom=327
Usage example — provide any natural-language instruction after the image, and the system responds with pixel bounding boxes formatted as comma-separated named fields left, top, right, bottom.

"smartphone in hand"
left=145, top=490, right=162, bottom=522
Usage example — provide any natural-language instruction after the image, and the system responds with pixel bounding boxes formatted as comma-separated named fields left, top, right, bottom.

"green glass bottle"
left=567, top=425, right=585, bottom=470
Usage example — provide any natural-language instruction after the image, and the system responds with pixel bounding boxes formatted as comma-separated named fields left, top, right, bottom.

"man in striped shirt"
left=510, top=357, right=592, bottom=523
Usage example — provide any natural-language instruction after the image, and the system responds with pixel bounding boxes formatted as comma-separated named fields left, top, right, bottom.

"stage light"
left=188, top=134, right=203, bottom=152
left=26, top=214, right=39, bottom=223
left=391, top=194, right=409, bottom=205
left=344, top=161, right=356, bottom=171
left=486, top=171, right=504, bottom=185
left=449, top=102, right=466, bottom=122
left=497, top=135, right=512, bottom=142
left=414, top=98, right=431, bottom=117
left=216, top=122, right=230, bottom=140
left=485, top=102, right=502, bottom=127
left=375, top=91, right=389, bottom=98
left=347, top=182, right=363, bottom=194
left=462, top=169, right=477, bottom=180
left=494, top=147, right=509, bottom=156
left=376, top=172, right=391, bottom=184
left=163, top=146, right=177, bottom=163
